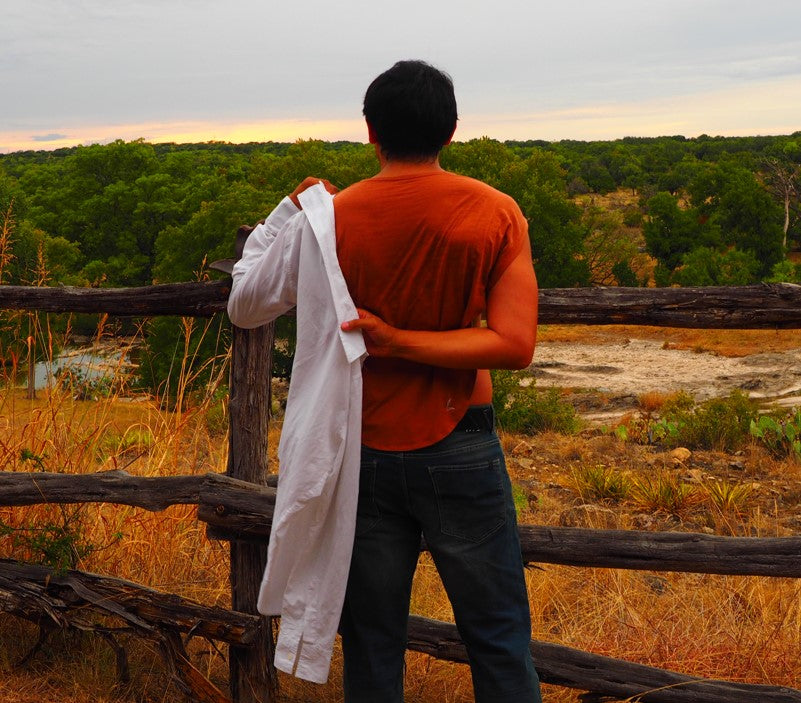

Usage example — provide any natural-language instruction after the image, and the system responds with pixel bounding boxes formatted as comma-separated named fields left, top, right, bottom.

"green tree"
left=688, top=161, right=784, bottom=277
left=765, top=259, right=801, bottom=283
left=153, top=181, right=281, bottom=283
left=762, top=155, right=799, bottom=250
left=672, top=246, right=759, bottom=286
left=579, top=158, right=615, bottom=194
left=643, top=192, right=720, bottom=272
left=611, top=260, right=639, bottom=287
left=582, top=207, right=640, bottom=285
left=251, top=140, right=375, bottom=194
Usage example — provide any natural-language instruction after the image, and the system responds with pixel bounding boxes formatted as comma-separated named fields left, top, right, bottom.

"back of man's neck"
left=376, top=157, right=444, bottom=178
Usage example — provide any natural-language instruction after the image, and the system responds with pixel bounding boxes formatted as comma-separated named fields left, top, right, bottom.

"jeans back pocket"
left=429, top=458, right=507, bottom=543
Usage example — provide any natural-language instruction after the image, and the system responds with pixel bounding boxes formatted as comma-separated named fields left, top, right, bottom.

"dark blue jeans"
left=340, top=405, right=542, bottom=702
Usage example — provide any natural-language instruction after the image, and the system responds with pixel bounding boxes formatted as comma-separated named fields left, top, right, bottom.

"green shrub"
left=622, top=207, right=643, bottom=228
left=660, top=390, right=695, bottom=415
left=510, top=483, right=529, bottom=515
left=1, top=522, right=97, bottom=574
left=701, top=479, right=752, bottom=513
left=5, top=449, right=120, bottom=573
left=572, top=464, right=632, bottom=502
left=750, top=409, right=801, bottom=459
left=136, top=315, right=229, bottom=401
left=631, top=472, right=699, bottom=515
left=492, top=370, right=580, bottom=435
left=55, top=365, right=115, bottom=399
left=655, top=390, right=757, bottom=451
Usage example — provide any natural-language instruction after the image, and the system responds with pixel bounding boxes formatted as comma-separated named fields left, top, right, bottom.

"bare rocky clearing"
left=527, top=338, right=801, bottom=422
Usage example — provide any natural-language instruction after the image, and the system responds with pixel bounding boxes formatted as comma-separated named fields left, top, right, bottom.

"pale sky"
left=2, top=0, right=800, bottom=153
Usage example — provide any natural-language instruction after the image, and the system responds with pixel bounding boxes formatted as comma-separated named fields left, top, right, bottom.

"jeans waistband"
left=453, top=404, right=495, bottom=434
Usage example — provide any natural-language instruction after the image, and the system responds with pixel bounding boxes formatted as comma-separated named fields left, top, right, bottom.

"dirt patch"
left=527, top=338, right=801, bottom=423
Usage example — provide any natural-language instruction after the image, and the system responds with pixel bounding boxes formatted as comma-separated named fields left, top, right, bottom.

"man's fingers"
left=341, top=317, right=372, bottom=332
left=319, top=178, right=339, bottom=195
left=290, top=177, right=340, bottom=207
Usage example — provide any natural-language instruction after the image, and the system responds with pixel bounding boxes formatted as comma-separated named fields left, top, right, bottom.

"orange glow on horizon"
left=2, top=75, right=800, bottom=154
left=0, top=118, right=370, bottom=154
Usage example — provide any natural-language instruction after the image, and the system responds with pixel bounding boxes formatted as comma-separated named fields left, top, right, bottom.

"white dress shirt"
left=227, top=183, right=366, bottom=683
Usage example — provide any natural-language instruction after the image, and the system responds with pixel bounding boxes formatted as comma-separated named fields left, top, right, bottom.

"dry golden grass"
left=539, top=324, right=801, bottom=357
left=0, top=323, right=240, bottom=699
left=573, top=190, right=640, bottom=211
left=637, top=390, right=678, bottom=415
left=2, top=327, right=801, bottom=702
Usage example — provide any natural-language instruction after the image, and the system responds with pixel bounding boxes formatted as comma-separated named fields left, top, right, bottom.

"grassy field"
left=1, top=326, right=801, bottom=702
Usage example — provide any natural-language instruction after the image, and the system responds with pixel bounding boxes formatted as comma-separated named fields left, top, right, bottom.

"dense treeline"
left=0, top=133, right=799, bottom=390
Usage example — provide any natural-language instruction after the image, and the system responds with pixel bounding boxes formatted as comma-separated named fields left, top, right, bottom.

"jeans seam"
left=400, top=453, right=413, bottom=514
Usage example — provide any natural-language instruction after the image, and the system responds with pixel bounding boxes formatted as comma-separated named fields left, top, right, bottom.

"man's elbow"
left=503, top=338, right=536, bottom=370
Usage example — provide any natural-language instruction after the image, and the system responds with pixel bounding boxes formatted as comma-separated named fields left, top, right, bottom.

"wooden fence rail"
left=3, top=470, right=801, bottom=578
left=1, top=280, right=801, bottom=327
left=3, top=280, right=801, bottom=702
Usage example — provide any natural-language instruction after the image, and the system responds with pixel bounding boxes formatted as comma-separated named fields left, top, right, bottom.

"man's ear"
left=366, top=121, right=378, bottom=144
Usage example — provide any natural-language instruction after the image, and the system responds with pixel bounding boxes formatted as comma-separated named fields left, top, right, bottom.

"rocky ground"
left=504, top=334, right=801, bottom=536
left=528, top=337, right=801, bottom=423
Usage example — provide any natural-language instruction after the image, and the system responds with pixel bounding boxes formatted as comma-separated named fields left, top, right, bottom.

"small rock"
left=683, top=468, right=704, bottom=484
left=729, top=460, right=745, bottom=471
left=670, top=447, right=692, bottom=463
left=644, top=574, right=669, bottom=594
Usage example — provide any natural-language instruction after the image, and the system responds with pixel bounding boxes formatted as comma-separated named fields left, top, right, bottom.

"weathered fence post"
left=228, top=322, right=277, bottom=703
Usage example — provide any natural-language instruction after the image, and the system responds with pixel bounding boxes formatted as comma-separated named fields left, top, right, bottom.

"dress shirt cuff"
left=264, top=196, right=300, bottom=235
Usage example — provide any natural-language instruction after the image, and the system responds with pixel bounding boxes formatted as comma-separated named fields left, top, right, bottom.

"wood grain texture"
left=2, top=281, right=801, bottom=328
left=4, top=471, right=799, bottom=577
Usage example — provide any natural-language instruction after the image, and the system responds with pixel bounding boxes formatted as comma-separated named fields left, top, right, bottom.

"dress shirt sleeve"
left=227, top=197, right=303, bottom=329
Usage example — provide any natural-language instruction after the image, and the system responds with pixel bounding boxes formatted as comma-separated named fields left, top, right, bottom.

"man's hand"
left=289, top=177, right=338, bottom=208
left=341, top=309, right=397, bottom=357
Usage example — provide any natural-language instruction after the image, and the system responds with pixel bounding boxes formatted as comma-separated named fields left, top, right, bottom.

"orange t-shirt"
left=334, top=171, right=528, bottom=450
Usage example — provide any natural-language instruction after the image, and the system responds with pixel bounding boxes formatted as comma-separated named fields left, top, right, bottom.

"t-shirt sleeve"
left=487, top=201, right=528, bottom=289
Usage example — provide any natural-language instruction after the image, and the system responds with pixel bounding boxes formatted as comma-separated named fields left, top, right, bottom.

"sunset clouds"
left=3, top=0, right=800, bottom=153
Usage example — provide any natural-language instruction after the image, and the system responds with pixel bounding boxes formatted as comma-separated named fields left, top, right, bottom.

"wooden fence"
left=1, top=281, right=801, bottom=703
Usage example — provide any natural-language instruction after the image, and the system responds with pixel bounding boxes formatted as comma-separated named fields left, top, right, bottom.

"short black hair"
left=363, top=60, right=458, bottom=161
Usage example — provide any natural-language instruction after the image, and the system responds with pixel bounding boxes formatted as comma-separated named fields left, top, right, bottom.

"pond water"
left=32, top=348, right=130, bottom=391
